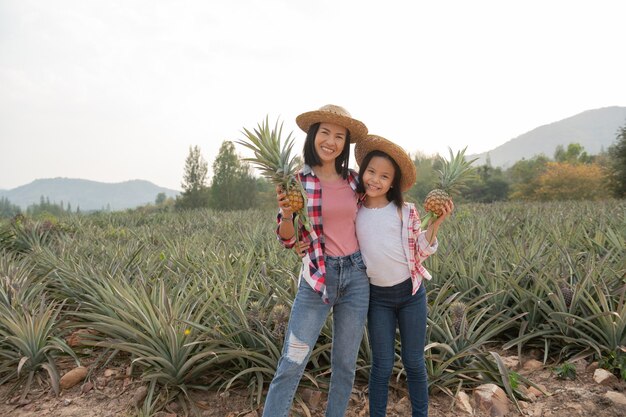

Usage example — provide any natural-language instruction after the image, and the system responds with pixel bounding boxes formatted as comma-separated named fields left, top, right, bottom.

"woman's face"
left=314, top=122, right=348, bottom=164
left=361, top=155, right=395, bottom=200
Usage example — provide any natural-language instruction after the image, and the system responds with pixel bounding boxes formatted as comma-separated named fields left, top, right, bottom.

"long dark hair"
left=356, top=150, right=404, bottom=207
left=303, top=122, right=351, bottom=179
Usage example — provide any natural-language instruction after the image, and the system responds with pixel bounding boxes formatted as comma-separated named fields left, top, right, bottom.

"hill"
left=469, top=106, right=626, bottom=167
left=0, top=178, right=180, bottom=211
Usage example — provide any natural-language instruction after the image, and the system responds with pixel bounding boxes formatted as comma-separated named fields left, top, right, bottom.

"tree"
left=176, top=145, right=210, bottom=209
left=26, top=199, right=66, bottom=217
left=210, top=141, right=258, bottom=210
left=465, top=164, right=509, bottom=203
left=534, top=162, right=608, bottom=200
left=155, top=192, right=167, bottom=205
left=554, top=143, right=592, bottom=164
left=607, top=124, right=626, bottom=197
left=0, top=197, right=21, bottom=218
left=406, top=152, right=439, bottom=204
left=507, top=155, right=550, bottom=200
left=255, top=177, right=279, bottom=210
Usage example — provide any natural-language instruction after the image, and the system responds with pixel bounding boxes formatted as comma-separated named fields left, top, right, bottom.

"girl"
left=262, top=104, right=370, bottom=417
left=354, top=135, right=453, bottom=417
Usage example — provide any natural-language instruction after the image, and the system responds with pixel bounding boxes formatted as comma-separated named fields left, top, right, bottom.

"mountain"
left=469, top=106, right=626, bottom=167
left=0, top=178, right=180, bottom=211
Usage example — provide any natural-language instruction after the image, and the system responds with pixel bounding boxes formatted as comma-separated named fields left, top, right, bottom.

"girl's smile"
left=362, top=155, right=395, bottom=206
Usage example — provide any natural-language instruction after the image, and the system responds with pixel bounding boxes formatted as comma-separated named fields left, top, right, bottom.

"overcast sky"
left=1, top=0, right=625, bottom=191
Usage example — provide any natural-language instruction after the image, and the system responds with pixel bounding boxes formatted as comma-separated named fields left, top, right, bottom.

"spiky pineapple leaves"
left=236, top=117, right=311, bottom=231
left=237, top=117, right=299, bottom=184
left=421, top=146, right=478, bottom=230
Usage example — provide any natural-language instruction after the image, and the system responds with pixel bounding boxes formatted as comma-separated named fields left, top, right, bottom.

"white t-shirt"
left=356, top=201, right=412, bottom=287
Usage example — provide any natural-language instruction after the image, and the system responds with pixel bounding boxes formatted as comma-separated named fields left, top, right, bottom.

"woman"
left=262, top=104, right=370, bottom=417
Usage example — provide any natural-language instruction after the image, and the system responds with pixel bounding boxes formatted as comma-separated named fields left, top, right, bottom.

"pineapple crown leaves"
left=236, top=116, right=312, bottom=233
left=434, top=146, right=479, bottom=195
left=235, top=116, right=302, bottom=190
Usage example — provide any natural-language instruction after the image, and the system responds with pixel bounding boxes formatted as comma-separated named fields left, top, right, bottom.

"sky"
left=1, top=0, right=625, bottom=191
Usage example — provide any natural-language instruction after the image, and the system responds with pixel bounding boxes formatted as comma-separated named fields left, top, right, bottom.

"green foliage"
left=599, top=349, right=626, bottom=380
left=0, top=197, right=21, bottom=219
left=0, top=253, right=78, bottom=400
left=406, top=152, right=439, bottom=203
left=25, top=196, right=72, bottom=217
left=607, top=124, right=626, bottom=197
left=554, top=362, right=577, bottom=380
left=553, top=143, right=593, bottom=164
left=155, top=192, right=167, bottom=205
left=464, top=164, right=509, bottom=203
left=72, top=276, right=222, bottom=414
left=0, top=215, right=68, bottom=254
left=508, top=370, right=521, bottom=389
left=177, top=145, right=210, bottom=209
left=255, top=177, right=280, bottom=210
left=507, top=155, right=550, bottom=200
left=210, top=141, right=259, bottom=211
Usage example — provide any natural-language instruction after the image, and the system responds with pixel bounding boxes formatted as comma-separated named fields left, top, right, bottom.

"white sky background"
left=1, top=0, right=625, bottom=191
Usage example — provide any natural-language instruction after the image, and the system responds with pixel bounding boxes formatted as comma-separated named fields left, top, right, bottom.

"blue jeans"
left=368, top=279, right=428, bottom=417
left=262, top=251, right=370, bottom=417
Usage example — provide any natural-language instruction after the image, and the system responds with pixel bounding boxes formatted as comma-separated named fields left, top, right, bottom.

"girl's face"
left=314, top=122, right=348, bottom=164
left=362, top=155, right=395, bottom=201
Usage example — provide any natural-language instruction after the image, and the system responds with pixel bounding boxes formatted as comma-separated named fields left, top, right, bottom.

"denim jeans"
left=262, top=251, right=370, bottom=417
left=368, top=279, right=428, bottom=417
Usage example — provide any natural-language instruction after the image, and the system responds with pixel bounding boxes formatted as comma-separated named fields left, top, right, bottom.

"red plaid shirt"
left=277, top=164, right=362, bottom=304
left=402, top=203, right=438, bottom=294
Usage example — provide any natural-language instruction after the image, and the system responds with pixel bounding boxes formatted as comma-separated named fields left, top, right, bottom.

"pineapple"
left=246, top=300, right=267, bottom=333
left=558, top=279, right=574, bottom=308
left=270, top=304, right=290, bottom=340
left=236, top=117, right=310, bottom=229
left=422, top=147, right=477, bottom=228
left=450, top=301, right=468, bottom=336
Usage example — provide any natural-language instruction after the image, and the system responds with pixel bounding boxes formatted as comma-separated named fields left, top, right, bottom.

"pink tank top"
left=319, top=177, right=359, bottom=257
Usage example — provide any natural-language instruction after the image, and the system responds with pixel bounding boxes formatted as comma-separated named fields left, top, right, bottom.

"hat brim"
left=355, top=135, right=417, bottom=192
left=296, top=111, right=368, bottom=143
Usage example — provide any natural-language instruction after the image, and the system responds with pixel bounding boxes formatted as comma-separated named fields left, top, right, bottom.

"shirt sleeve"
left=411, top=206, right=438, bottom=260
left=275, top=212, right=297, bottom=248
left=416, top=232, right=438, bottom=258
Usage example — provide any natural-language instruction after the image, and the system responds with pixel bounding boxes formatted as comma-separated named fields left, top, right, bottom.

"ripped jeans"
left=262, top=251, right=370, bottom=417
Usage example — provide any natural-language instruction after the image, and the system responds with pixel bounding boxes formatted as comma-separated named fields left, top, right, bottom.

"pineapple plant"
left=422, top=147, right=477, bottom=228
left=236, top=117, right=310, bottom=230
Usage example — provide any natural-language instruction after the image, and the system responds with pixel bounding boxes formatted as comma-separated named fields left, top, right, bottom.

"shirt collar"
left=301, top=164, right=315, bottom=176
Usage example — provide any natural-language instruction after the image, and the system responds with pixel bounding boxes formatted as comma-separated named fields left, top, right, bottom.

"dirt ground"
left=1, top=354, right=625, bottom=417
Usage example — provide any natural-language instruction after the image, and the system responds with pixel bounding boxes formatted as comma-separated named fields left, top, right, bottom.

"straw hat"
left=296, top=104, right=368, bottom=143
left=355, top=135, right=417, bottom=192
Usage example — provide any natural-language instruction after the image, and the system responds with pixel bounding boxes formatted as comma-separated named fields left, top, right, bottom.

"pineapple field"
left=0, top=200, right=625, bottom=416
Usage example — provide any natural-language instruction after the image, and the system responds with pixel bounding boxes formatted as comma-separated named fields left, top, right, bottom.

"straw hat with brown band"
left=355, top=135, right=417, bottom=192
left=296, top=104, right=368, bottom=143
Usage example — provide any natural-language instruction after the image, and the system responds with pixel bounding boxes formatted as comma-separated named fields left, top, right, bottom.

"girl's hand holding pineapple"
left=421, top=147, right=476, bottom=229
left=425, top=199, right=454, bottom=245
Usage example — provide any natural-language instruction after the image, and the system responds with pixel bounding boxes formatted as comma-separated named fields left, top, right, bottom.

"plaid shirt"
left=276, top=164, right=362, bottom=304
left=402, top=203, right=438, bottom=294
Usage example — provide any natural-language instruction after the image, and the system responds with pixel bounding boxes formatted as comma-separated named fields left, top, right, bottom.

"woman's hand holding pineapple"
left=276, top=185, right=309, bottom=256
left=276, top=185, right=295, bottom=219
